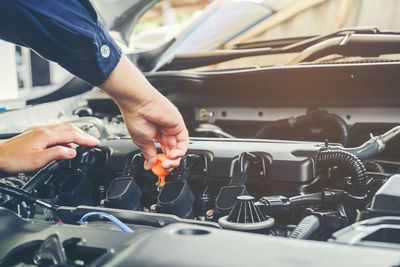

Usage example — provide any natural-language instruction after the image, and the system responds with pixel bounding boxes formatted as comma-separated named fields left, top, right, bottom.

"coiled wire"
left=363, top=160, right=385, bottom=173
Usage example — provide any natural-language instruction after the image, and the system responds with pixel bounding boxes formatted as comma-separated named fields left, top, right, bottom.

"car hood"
left=92, top=0, right=161, bottom=44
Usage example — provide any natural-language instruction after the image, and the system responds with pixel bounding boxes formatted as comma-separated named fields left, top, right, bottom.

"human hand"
left=120, top=93, right=189, bottom=172
left=100, top=55, right=189, bottom=171
left=0, top=123, right=99, bottom=173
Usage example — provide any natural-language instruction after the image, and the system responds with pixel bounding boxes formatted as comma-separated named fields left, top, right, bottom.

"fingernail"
left=68, top=149, right=76, bottom=157
left=143, top=161, right=150, bottom=170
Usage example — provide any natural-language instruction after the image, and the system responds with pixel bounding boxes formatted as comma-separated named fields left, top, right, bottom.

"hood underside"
left=92, top=0, right=161, bottom=44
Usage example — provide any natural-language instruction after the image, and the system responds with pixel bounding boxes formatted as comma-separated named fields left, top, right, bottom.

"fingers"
left=62, top=143, right=73, bottom=148
left=41, top=123, right=99, bottom=147
left=137, top=140, right=158, bottom=170
left=33, top=146, right=77, bottom=168
left=161, top=157, right=181, bottom=172
left=157, top=128, right=189, bottom=170
left=169, top=129, right=189, bottom=159
left=159, top=128, right=189, bottom=157
left=117, top=94, right=189, bottom=171
left=0, top=123, right=100, bottom=173
left=50, top=131, right=99, bottom=147
left=29, top=123, right=99, bottom=170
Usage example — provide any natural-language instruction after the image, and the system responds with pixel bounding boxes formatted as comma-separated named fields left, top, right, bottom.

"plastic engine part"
left=218, top=195, right=275, bottom=231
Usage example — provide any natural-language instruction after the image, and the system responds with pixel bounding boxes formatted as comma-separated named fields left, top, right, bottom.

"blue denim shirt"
left=0, top=0, right=122, bottom=86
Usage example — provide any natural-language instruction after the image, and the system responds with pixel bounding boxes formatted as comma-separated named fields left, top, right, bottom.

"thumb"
left=35, top=146, right=76, bottom=167
left=138, top=141, right=158, bottom=170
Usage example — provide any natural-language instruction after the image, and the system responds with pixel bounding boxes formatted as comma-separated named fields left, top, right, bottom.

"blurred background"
left=1, top=0, right=399, bottom=101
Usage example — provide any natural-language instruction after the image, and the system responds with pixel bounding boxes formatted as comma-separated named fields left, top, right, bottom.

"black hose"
left=0, top=182, right=37, bottom=204
left=254, top=119, right=286, bottom=139
left=254, top=110, right=349, bottom=146
left=289, top=215, right=320, bottom=239
left=22, top=160, right=66, bottom=192
left=254, top=116, right=308, bottom=139
left=22, top=147, right=100, bottom=193
left=0, top=182, right=54, bottom=210
left=316, top=150, right=368, bottom=185
left=289, top=193, right=322, bottom=206
left=319, top=112, right=349, bottom=146
left=363, top=160, right=385, bottom=173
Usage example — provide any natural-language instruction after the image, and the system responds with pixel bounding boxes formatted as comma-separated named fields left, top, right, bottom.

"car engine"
left=1, top=18, right=400, bottom=266
left=1, top=120, right=400, bottom=266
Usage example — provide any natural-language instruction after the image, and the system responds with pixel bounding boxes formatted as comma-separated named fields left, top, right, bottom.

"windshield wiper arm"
left=158, top=26, right=399, bottom=70
left=290, top=33, right=400, bottom=64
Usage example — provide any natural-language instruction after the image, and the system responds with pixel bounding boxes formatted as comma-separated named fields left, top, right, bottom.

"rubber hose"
left=363, top=160, right=385, bottom=173
left=254, top=118, right=295, bottom=139
left=0, top=182, right=36, bottom=204
left=254, top=114, right=312, bottom=139
left=289, top=193, right=322, bottom=206
left=316, top=150, right=368, bottom=185
left=289, top=215, right=320, bottom=239
left=22, top=160, right=65, bottom=192
left=319, top=112, right=349, bottom=147
left=254, top=111, right=349, bottom=146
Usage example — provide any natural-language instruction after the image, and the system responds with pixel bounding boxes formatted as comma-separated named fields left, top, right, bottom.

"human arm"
left=99, top=55, right=188, bottom=171
left=0, top=0, right=189, bottom=171
left=0, top=123, right=99, bottom=173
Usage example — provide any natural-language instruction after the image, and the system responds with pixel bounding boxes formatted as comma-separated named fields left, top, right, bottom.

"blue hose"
left=79, top=212, right=134, bottom=233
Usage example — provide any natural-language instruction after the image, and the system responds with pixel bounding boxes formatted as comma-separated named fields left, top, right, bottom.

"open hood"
left=92, top=0, right=161, bottom=44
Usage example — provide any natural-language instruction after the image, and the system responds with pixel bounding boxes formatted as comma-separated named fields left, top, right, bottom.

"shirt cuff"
left=89, top=20, right=122, bottom=86
left=61, top=19, right=122, bottom=86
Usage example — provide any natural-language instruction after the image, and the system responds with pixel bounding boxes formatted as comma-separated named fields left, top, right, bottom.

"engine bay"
left=1, top=126, right=400, bottom=266
left=1, top=0, right=400, bottom=264
left=1, top=31, right=400, bottom=267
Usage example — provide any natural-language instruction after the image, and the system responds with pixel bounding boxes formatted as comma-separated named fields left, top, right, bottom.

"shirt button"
left=100, top=44, right=110, bottom=58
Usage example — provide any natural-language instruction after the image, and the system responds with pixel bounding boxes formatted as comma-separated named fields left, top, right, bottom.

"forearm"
left=98, top=55, right=188, bottom=171
left=99, top=55, right=161, bottom=113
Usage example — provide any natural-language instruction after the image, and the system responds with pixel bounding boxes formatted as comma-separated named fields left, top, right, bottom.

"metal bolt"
left=206, top=209, right=214, bottom=217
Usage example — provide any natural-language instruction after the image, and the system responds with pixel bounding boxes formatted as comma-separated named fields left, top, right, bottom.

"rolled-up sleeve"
left=0, top=0, right=122, bottom=86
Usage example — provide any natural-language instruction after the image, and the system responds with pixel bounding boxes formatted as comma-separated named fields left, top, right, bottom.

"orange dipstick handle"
left=151, top=154, right=169, bottom=188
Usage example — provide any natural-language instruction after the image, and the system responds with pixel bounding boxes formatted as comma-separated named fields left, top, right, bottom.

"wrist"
left=100, top=54, right=160, bottom=113
left=0, top=140, right=9, bottom=172
left=112, top=84, right=160, bottom=114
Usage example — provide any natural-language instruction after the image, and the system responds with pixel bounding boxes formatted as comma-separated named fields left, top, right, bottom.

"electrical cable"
left=0, top=182, right=54, bottom=210
left=316, top=150, right=368, bottom=185
left=22, top=159, right=66, bottom=192
left=289, top=193, right=322, bottom=206
left=79, top=212, right=134, bottom=233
